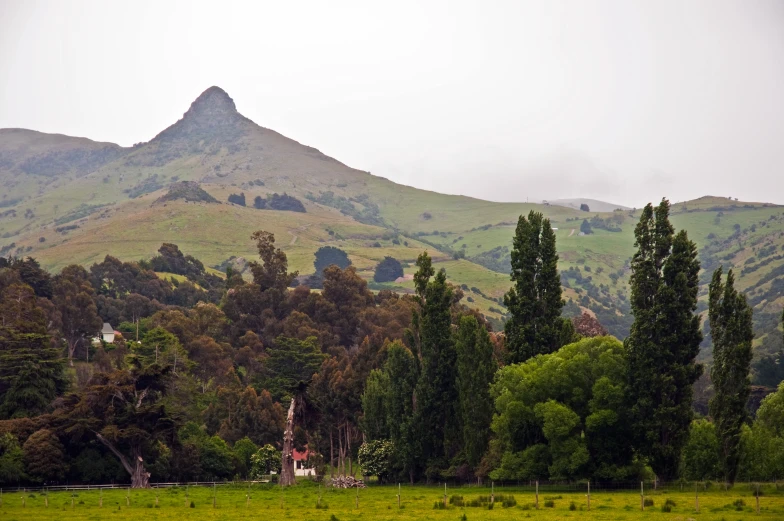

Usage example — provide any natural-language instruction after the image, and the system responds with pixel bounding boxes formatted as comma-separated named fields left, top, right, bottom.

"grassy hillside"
left=1, top=87, right=783, bottom=365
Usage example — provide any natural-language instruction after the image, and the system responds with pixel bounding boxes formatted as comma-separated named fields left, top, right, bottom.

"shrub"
left=227, top=193, right=246, bottom=206
left=643, top=498, right=654, bottom=507
left=544, top=499, right=555, bottom=508
left=569, top=501, right=577, bottom=511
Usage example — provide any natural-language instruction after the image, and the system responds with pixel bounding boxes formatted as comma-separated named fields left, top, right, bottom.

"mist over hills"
left=1, top=86, right=783, bottom=365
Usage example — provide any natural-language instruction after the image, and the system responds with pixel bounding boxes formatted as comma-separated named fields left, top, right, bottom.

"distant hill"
left=1, top=87, right=783, bottom=371
left=550, top=198, right=631, bottom=212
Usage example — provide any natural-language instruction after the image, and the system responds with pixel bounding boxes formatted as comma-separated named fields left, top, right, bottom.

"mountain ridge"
left=1, top=87, right=783, bottom=361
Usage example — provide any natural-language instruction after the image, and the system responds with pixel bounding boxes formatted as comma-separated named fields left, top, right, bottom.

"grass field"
left=1, top=482, right=783, bottom=520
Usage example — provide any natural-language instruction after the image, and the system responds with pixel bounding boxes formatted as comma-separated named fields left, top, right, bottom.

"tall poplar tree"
left=408, top=252, right=459, bottom=475
left=504, top=210, right=572, bottom=363
left=708, top=267, right=754, bottom=483
left=625, top=199, right=703, bottom=480
left=455, top=315, right=496, bottom=469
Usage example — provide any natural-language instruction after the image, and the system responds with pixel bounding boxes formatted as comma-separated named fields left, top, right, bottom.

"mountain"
left=1, top=87, right=783, bottom=364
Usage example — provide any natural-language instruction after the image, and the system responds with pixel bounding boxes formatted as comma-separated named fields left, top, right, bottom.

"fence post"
left=443, top=483, right=447, bottom=507
left=155, top=487, right=159, bottom=507
left=212, top=483, right=216, bottom=508
left=22, top=495, right=26, bottom=508
left=45, top=488, right=48, bottom=508
left=99, top=488, right=103, bottom=508
left=756, top=483, right=760, bottom=514
left=695, top=483, right=699, bottom=513
left=126, top=487, right=130, bottom=507
left=491, top=481, right=494, bottom=505
left=397, top=483, right=401, bottom=508
left=355, top=485, right=359, bottom=509
left=587, top=480, right=590, bottom=511
left=640, top=481, right=644, bottom=511
left=536, top=481, right=539, bottom=509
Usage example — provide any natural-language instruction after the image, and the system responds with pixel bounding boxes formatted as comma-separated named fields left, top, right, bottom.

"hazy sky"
left=1, top=0, right=783, bottom=207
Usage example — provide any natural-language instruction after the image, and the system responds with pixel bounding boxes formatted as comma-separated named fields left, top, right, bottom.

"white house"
left=293, top=448, right=316, bottom=477
left=100, top=323, right=115, bottom=343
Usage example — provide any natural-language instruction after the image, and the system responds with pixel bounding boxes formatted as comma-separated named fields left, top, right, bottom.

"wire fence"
left=1, top=478, right=782, bottom=494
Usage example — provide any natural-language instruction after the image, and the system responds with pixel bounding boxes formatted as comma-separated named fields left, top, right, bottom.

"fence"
left=1, top=478, right=782, bottom=494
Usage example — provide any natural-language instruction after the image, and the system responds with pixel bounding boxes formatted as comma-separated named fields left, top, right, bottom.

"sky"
left=1, top=0, right=783, bottom=207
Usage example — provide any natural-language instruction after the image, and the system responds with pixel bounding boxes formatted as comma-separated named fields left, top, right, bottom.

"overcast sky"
left=1, top=0, right=782, bottom=207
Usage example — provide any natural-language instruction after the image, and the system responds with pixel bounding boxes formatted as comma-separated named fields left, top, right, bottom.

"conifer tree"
left=709, top=267, right=754, bottom=483
left=0, top=283, right=67, bottom=419
left=504, top=210, right=572, bottom=363
left=625, top=199, right=703, bottom=480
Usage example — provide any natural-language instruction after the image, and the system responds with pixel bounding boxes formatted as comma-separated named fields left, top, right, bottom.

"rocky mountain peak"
left=151, top=86, right=249, bottom=144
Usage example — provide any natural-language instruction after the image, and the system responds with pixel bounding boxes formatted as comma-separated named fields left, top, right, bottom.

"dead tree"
left=280, top=396, right=296, bottom=486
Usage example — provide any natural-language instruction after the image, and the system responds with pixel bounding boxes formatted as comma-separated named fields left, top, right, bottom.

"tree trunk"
left=95, top=434, right=150, bottom=488
left=338, top=423, right=345, bottom=476
left=347, top=423, right=353, bottom=476
left=280, top=396, right=296, bottom=486
left=330, top=428, right=334, bottom=478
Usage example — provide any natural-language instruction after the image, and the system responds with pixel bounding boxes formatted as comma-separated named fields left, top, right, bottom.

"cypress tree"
left=504, top=210, right=572, bottom=363
left=0, top=283, right=67, bottom=419
left=625, top=199, right=703, bottom=480
left=708, top=267, right=754, bottom=483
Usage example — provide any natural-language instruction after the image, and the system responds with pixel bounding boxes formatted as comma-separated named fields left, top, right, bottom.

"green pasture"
left=2, top=482, right=783, bottom=521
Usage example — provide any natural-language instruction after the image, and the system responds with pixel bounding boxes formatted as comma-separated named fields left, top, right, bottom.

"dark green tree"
left=0, top=432, right=25, bottom=484
left=455, top=315, right=496, bottom=469
left=625, top=199, right=703, bottom=480
left=408, top=252, right=458, bottom=475
left=709, top=267, right=754, bottom=483
left=382, top=342, right=418, bottom=482
left=313, top=246, right=351, bottom=274
left=0, top=283, right=67, bottom=419
left=261, top=336, right=327, bottom=401
left=52, top=265, right=102, bottom=365
left=56, top=365, right=177, bottom=487
left=580, top=219, right=593, bottom=234
left=504, top=211, right=572, bottom=363
left=373, top=256, right=404, bottom=283
left=22, top=429, right=68, bottom=483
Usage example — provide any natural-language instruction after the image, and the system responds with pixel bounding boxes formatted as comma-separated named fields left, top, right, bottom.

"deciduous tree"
left=455, top=315, right=495, bottom=469
left=625, top=199, right=703, bottom=480
left=709, top=267, right=754, bottom=483
left=504, top=211, right=572, bottom=363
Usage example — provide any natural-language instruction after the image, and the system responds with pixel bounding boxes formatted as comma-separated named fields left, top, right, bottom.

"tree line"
left=0, top=198, right=782, bottom=487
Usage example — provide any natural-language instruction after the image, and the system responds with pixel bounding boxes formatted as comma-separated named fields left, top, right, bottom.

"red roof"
left=293, top=448, right=309, bottom=461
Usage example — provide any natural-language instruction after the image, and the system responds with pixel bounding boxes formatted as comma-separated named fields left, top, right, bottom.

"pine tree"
left=625, top=199, right=703, bottom=480
left=504, top=210, right=572, bottom=363
left=708, top=267, right=754, bottom=483
left=455, top=315, right=496, bottom=468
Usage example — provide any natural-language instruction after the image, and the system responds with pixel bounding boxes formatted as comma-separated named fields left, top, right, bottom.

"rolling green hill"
left=1, top=86, right=782, bottom=366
